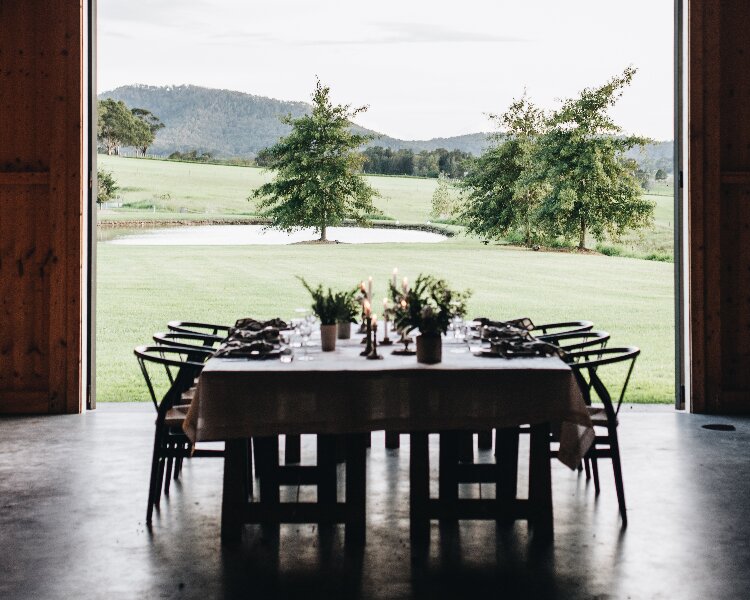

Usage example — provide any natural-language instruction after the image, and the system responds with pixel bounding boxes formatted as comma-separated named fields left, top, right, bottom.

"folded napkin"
left=482, top=339, right=566, bottom=359
left=473, top=316, right=535, bottom=331
left=481, top=324, right=534, bottom=342
left=233, top=317, right=289, bottom=331
left=226, top=326, right=280, bottom=345
left=214, top=339, right=277, bottom=358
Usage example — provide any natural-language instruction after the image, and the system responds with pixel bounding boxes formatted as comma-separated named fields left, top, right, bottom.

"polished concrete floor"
left=1, top=404, right=749, bottom=599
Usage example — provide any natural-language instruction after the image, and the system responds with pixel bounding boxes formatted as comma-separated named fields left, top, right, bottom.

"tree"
left=98, top=99, right=136, bottom=155
left=655, top=168, right=667, bottom=181
left=96, top=169, right=118, bottom=205
left=458, top=92, right=548, bottom=245
left=252, top=80, right=379, bottom=242
left=534, top=68, right=654, bottom=249
left=131, top=108, right=165, bottom=156
left=431, top=173, right=457, bottom=219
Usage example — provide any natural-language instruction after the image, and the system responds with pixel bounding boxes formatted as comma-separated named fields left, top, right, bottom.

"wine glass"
left=298, top=321, right=313, bottom=361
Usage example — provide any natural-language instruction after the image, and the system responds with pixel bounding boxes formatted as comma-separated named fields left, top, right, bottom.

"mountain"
left=99, top=84, right=492, bottom=157
left=99, top=84, right=672, bottom=170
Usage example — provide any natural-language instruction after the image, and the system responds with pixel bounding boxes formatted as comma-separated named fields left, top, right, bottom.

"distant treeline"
left=255, top=145, right=472, bottom=178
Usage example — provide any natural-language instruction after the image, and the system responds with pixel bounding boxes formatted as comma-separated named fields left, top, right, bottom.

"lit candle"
left=360, top=280, right=366, bottom=294
left=368, top=276, right=373, bottom=301
left=383, top=297, right=389, bottom=312
left=363, top=299, right=371, bottom=316
left=400, top=299, right=407, bottom=309
left=371, top=314, right=378, bottom=329
left=392, top=267, right=398, bottom=290
left=402, top=277, right=408, bottom=294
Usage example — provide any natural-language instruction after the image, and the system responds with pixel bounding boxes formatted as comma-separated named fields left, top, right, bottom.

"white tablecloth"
left=184, top=339, right=593, bottom=468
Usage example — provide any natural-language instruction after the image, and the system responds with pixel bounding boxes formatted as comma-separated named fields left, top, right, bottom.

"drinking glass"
left=298, top=321, right=313, bottom=361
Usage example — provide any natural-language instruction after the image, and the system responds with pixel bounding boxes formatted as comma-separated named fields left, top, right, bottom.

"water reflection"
left=100, top=224, right=447, bottom=245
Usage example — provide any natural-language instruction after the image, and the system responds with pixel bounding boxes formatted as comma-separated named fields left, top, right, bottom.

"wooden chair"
left=167, top=320, right=231, bottom=337
left=533, top=320, right=594, bottom=338
left=564, top=346, right=640, bottom=525
left=134, top=344, right=224, bottom=525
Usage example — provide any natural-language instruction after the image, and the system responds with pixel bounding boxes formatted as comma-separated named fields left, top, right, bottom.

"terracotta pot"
left=320, top=324, right=337, bottom=351
left=416, top=334, right=442, bottom=364
left=337, top=321, right=352, bottom=340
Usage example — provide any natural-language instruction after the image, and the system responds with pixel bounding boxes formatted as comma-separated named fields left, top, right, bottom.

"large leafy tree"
left=131, top=108, right=165, bottom=156
left=98, top=99, right=136, bottom=155
left=252, top=80, right=379, bottom=242
left=458, top=93, right=548, bottom=245
left=534, top=67, right=654, bottom=249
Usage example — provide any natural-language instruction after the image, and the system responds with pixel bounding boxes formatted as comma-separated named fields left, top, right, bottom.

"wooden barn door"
left=689, top=0, right=750, bottom=412
left=0, top=1, right=84, bottom=414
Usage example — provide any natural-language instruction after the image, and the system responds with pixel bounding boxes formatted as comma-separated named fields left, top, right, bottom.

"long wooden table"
left=184, top=338, right=593, bottom=545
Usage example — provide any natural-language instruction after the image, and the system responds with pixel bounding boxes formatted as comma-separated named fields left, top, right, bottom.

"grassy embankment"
left=97, top=155, right=675, bottom=403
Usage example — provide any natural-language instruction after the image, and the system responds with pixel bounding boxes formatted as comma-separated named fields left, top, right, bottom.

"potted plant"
left=391, top=274, right=471, bottom=364
left=298, top=277, right=340, bottom=351
left=332, top=288, right=359, bottom=339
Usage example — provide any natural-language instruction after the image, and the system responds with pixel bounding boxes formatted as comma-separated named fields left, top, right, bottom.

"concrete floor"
left=1, top=404, right=749, bottom=600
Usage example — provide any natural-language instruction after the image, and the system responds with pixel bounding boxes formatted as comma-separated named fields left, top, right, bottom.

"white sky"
left=98, top=0, right=674, bottom=141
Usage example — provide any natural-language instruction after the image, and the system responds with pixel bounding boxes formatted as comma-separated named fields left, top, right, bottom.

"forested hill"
left=99, top=84, right=491, bottom=157
left=99, top=84, right=672, bottom=171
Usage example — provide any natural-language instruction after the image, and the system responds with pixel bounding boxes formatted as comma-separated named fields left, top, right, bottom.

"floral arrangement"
left=390, top=274, right=471, bottom=337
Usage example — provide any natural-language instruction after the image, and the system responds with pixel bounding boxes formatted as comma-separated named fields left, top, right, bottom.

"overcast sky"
left=98, top=0, right=674, bottom=141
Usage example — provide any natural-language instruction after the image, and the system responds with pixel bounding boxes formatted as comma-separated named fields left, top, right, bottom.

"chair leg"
left=146, top=427, right=164, bottom=525
left=385, top=431, right=400, bottom=449
left=246, top=438, right=254, bottom=498
left=285, top=434, right=301, bottom=464
left=164, top=452, right=174, bottom=496
left=477, top=430, right=493, bottom=450
left=609, top=429, right=627, bottom=525
left=590, top=450, right=600, bottom=495
left=584, top=456, right=591, bottom=479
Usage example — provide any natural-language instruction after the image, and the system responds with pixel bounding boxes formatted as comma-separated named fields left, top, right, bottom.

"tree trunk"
left=578, top=216, right=586, bottom=250
left=319, top=224, right=327, bottom=242
left=524, top=212, right=531, bottom=246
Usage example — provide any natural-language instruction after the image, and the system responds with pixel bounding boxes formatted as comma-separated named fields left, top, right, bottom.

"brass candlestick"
left=367, top=324, right=383, bottom=360
left=381, top=313, right=393, bottom=346
left=360, top=317, right=373, bottom=356
left=392, top=329, right=415, bottom=355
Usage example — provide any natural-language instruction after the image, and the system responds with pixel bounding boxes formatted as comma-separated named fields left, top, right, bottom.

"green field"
left=96, top=156, right=676, bottom=404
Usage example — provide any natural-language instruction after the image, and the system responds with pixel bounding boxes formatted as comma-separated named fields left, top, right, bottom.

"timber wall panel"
left=0, top=1, right=83, bottom=414
left=690, top=0, right=750, bottom=412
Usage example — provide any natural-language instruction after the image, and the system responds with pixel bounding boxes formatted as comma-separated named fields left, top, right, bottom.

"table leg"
left=385, top=431, right=400, bottom=449
left=409, top=432, right=430, bottom=545
left=477, top=430, right=493, bottom=450
left=285, top=433, right=301, bottom=464
left=317, top=435, right=338, bottom=507
left=345, top=433, right=367, bottom=546
left=221, top=439, right=248, bottom=544
left=495, top=427, right=520, bottom=524
left=529, top=423, right=553, bottom=542
left=438, top=431, right=459, bottom=520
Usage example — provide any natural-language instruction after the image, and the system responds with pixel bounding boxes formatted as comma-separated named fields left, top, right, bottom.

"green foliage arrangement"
left=390, top=274, right=471, bottom=337
left=252, top=79, right=380, bottom=242
left=298, top=277, right=358, bottom=325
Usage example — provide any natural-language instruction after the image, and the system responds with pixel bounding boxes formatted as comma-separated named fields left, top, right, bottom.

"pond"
left=101, top=224, right=448, bottom=245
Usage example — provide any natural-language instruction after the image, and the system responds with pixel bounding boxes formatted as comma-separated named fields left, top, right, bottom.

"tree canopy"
left=458, top=92, right=548, bottom=245
left=534, top=67, right=654, bottom=249
left=97, top=98, right=163, bottom=156
left=252, top=80, right=379, bottom=242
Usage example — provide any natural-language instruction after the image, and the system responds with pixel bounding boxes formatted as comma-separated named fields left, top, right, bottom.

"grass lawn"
left=97, top=239, right=674, bottom=404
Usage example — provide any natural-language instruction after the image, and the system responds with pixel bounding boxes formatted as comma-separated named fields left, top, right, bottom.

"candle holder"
left=392, top=329, right=415, bottom=355
left=381, top=314, right=393, bottom=346
left=360, top=318, right=373, bottom=356
left=367, top=325, right=383, bottom=360
left=358, top=311, right=367, bottom=334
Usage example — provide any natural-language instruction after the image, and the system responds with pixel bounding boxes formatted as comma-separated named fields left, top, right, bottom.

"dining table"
left=183, top=334, right=594, bottom=546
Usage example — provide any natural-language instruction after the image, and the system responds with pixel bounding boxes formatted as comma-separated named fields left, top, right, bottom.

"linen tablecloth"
left=183, top=339, right=593, bottom=468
